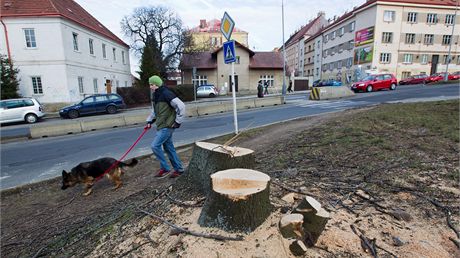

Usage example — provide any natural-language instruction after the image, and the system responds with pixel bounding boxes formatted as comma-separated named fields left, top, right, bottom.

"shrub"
left=117, top=87, right=151, bottom=108
left=168, top=84, right=195, bottom=102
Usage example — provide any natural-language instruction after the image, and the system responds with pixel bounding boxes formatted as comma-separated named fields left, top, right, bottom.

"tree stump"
left=198, top=169, right=272, bottom=232
left=295, top=196, right=330, bottom=247
left=279, top=213, right=304, bottom=239
left=182, top=141, right=255, bottom=194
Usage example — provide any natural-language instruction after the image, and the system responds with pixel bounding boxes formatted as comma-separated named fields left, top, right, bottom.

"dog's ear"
left=62, top=170, right=68, bottom=177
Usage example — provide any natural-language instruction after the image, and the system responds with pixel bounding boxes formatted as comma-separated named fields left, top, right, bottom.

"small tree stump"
left=279, top=213, right=304, bottom=239
left=182, top=142, right=255, bottom=194
left=295, top=196, right=330, bottom=246
left=289, top=240, right=308, bottom=256
left=198, top=169, right=272, bottom=232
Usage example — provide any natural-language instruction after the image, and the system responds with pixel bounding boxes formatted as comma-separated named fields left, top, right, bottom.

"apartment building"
left=0, top=0, right=132, bottom=103
left=303, top=30, right=324, bottom=82
left=283, top=12, right=327, bottom=77
left=188, top=19, right=248, bottom=51
left=320, top=0, right=459, bottom=83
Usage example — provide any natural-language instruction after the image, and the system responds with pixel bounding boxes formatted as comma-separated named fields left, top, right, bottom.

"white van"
left=0, top=98, right=45, bottom=124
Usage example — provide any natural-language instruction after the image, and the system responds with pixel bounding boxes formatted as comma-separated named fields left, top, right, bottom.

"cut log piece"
left=182, top=142, right=255, bottom=194
left=289, top=240, right=308, bottom=256
left=279, top=213, right=304, bottom=239
left=198, top=169, right=272, bottom=232
left=295, top=196, right=330, bottom=247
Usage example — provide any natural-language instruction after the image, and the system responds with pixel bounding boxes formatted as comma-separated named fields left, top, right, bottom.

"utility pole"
left=282, top=0, right=287, bottom=95
left=444, top=0, right=458, bottom=81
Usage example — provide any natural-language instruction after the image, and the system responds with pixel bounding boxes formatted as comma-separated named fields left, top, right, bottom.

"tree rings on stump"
left=198, top=169, right=272, bottom=232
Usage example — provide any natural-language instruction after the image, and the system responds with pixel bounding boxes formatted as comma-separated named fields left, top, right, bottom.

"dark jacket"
left=146, top=86, right=185, bottom=130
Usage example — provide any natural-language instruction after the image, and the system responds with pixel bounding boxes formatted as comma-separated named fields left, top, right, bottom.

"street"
left=0, top=83, right=458, bottom=190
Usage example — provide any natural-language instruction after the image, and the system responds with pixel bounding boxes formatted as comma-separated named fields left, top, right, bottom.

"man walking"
left=145, top=75, right=185, bottom=178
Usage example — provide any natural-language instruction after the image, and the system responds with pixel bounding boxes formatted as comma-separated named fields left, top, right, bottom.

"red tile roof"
left=180, top=52, right=217, bottom=69
left=285, top=15, right=325, bottom=48
left=249, top=52, right=283, bottom=69
left=1, top=0, right=128, bottom=47
left=189, top=19, right=246, bottom=33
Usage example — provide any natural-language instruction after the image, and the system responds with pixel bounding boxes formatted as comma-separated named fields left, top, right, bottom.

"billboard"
left=354, top=46, right=373, bottom=65
left=354, top=26, right=374, bottom=46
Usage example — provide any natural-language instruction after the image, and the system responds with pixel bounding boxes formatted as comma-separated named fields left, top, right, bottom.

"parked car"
left=450, top=71, right=460, bottom=80
left=0, top=98, right=45, bottom=124
left=351, top=73, right=397, bottom=93
left=59, top=93, right=125, bottom=119
left=399, top=74, right=428, bottom=85
left=312, top=79, right=321, bottom=87
left=314, top=79, right=342, bottom=87
left=196, top=85, right=219, bottom=98
left=425, top=72, right=454, bottom=83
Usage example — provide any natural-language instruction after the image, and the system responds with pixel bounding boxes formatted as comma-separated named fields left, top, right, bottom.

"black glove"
left=171, top=122, right=181, bottom=129
left=145, top=119, right=156, bottom=129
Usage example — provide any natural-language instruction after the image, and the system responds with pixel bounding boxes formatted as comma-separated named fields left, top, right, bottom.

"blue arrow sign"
left=223, top=40, right=236, bottom=64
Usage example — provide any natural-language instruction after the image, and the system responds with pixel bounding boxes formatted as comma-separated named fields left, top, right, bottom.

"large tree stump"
left=182, top=142, right=255, bottom=194
left=295, top=196, right=330, bottom=246
left=198, top=169, right=272, bottom=232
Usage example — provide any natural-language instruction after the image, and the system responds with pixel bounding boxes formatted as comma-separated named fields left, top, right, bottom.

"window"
left=383, top=10, right=395, bottom=22
left=332, top=31, right=336, bottom=39
left=72, top=32, right=79, bottom=51
left=102, top=44, right=107, bottom=59
left=116, top=80, right=119, bottom=87
left=421, top=54, right=429, bottom=64
left=339, top=27, right=345, bottom=36
left=235, top=56, right=240, bottom=64
left=124, top=81, right=128, bottom=87
left=403, top=54, right=413, bottom=64
left=445, top=14, right=455, bottom=25
left=382, top=32, right=393, bottom=43
left=442, top=55, right=449, bottom=64
left=402, top=72, right=411, bottom=79
left=346, top=57, right=353, bottom=67
left=427, top=13, right=437, bottom=24
left=337, top=60, right=342, bottom=69
left=259, top=75, right=274, bottom=87
left=380, top=53, right=391, bottom=63
left=350, top=22, right=355, bottom=32
left=93, top=78, right=98, bottom=93
left=405, top=33, right=415, bottom=44
left=442, top=35, right=452, bottom=45
left=112, top=48, right=116, bottom=61
left=121, top=51, right=125, bottom=64
left=31, top=76, right=43, bottom=94
left=316, top=68, right=319, bottom=76
left=407, top=12, right=417, bottom=23
left=192, top=75, right=208, bottom=86
left=89, top=39, right=94, bottom=55
left=324, top=34, right=329, bottom=42
left=24, top=29, right=37, bottom=48
left=424, top=34, right=434, bottom=45
left=329, top=63, right=334, bottom=70
left=78, top=76, right=84, bottom=94
left=458, top=55, right=460, bottom=65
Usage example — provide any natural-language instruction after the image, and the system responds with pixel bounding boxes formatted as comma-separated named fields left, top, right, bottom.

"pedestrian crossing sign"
left=223, top=40, right=236, bottom=64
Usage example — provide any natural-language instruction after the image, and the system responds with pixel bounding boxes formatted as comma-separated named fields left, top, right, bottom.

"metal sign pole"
left=231, top=62, right=238, bottom=134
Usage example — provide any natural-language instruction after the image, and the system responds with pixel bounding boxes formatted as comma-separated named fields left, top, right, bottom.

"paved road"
left=1, top=83, right=458, bottom=190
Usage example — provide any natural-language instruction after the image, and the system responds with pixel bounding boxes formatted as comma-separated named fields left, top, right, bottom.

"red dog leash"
left=95, top=127, right=150, bottom=181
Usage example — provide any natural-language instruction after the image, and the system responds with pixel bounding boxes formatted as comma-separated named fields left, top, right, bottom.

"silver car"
left=0, top=98, right=45, bottom=124
left=196, top=85, right=219, bottom=98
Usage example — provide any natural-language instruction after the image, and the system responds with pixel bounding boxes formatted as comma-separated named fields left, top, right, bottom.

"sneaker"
left=155, top=168, right=170, bottom=177
left=169, top=171, right=183, bottom=178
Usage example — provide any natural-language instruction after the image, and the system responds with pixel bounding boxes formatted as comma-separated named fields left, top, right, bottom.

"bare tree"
left=121, top=6, right=187, bottom=73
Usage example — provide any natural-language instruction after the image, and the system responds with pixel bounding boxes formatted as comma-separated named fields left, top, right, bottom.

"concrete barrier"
left=197, top=102, right=228, bottom=116
left=80, top=115, right=126, bottom=131
left=30, top=120, right=82, bottom=138
left=254, top=96, right=283, bottom=107
left=309, top=86, right=355, bottom=100
left=123, top=113, right=149, bottom=125
left=236, top=99, right=256, bottom=109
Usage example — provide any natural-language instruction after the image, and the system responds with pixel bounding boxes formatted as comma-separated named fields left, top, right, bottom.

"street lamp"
left=281, top=0, right=287, bottom=95
left=444, top=0, right=458, bottom=81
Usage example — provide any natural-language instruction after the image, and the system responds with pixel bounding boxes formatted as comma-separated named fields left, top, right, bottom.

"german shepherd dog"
left=61, top=157, right=138, bottom=196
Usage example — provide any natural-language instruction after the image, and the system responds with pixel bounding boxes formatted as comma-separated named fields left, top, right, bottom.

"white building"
left=320, top=0, right=459, bottom=83
left=0, top=0, right=131, bottom=104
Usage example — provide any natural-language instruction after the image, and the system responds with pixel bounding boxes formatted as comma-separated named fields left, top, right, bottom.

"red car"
left=399, top=74, right=428, bottom=85
left=351, top=74, right=397, bottom=93
left=425, top=72, right=455, bottom=83
left=450, top=71, right=460, bottom=80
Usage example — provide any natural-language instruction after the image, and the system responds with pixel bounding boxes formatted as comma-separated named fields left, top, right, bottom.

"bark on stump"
left=198, top=169, right=272, bottom=232
left=295, top=196, right=330, bottom=247
left=182, top=141, right=255, bottom=194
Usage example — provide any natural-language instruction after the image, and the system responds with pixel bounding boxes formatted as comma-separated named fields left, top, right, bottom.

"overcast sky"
left=75, top=0, right=365, bottom=74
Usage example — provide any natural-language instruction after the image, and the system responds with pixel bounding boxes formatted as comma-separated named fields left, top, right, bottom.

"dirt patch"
left=1, top=100, right=459, bottom=258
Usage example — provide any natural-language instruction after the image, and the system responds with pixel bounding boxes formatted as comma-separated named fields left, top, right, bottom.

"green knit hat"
left=148, top=75, right=163, bottom=86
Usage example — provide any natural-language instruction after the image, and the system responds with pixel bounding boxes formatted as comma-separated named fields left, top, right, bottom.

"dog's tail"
left=120, top=158, right=138, bottom=167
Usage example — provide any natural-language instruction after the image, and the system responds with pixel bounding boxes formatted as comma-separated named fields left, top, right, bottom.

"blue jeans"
left=151, top=128, right=183, bottom=172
